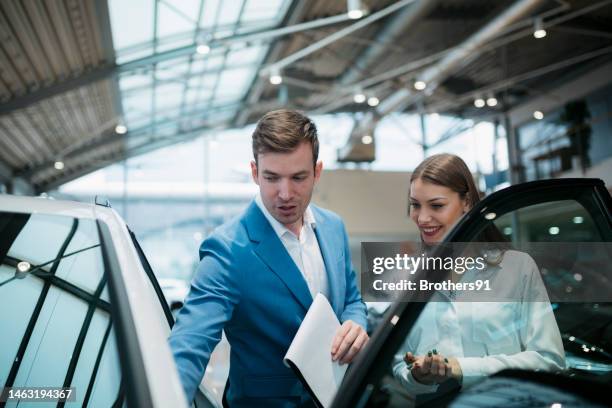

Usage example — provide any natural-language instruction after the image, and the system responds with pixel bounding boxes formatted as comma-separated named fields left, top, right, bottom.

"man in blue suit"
left=169, top=109, right=368, bottom=407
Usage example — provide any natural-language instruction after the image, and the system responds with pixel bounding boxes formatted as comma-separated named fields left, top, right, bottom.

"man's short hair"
left=252, top=109, right=319, bottom=166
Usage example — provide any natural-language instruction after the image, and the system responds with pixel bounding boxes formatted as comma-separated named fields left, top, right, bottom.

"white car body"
left=0, top=195, right=197, bottom=407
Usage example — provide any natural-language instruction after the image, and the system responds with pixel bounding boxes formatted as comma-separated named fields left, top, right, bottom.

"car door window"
left=0, top=212, right=125, bottom=407
left=496, top=200, right=599, bottom=242
left=488, top=198, right=612, bottom=379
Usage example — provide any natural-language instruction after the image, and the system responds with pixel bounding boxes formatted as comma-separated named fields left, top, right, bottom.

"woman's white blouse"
left=392, top=250, right=566, bottom=395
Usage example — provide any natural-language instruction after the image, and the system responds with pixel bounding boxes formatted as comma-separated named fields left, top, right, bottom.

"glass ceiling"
left=108, top=0, right=291, bottom=150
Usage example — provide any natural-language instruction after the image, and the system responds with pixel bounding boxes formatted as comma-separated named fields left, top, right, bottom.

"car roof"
left=0, top=194, right=110, bottom=219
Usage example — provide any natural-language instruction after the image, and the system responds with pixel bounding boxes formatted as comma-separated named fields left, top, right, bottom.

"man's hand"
left=404, top=351, right=462, bottom=385
left=331, top=320, right=369, bottom=365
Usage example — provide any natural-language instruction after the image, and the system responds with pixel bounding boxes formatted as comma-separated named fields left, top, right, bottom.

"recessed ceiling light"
left=269, top=68, right=282, bottom=85
left=533, top=18, right=547, bottom=39
left=353, top=93, right=366, bottom=104
left=534, top=29, right=547, bottom=38
left=367, top=96, right=379, bottom=107
left=348, top=9, right=363, bottom=19
left=196, top=44, right=210, bottom=55
left=414, top=80, right=426, bottom=91
left=361, top=135, right=373, bottom=145
left=347, top=0, right=365, bottom=19
left=269, top=74, right=282, bottom=85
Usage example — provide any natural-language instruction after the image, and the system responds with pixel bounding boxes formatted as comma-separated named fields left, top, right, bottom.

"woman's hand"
left=404, top=351, right=462, bottom=385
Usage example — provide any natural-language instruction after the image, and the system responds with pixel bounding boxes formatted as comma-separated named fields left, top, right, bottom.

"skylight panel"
left=241, top=0, right=287, bottom=24
left=109, top=0, right=154, bottom=50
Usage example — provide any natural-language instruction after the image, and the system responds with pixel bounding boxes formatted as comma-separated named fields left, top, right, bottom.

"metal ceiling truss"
left=3, top=0, right=612, bottom=191
left=201, top=0, right=248, bottom=124
left=0, top=0, right=121, bottom=193
left=233, top=0, right=309, bottom=127
left=0, top=3, right=355, bottom=116
left=39, top=122, right=216, bottom=192
left=311, top=0, right=609, bottom=117
left=333, top=0, right=612, bottom=162
left=20, top=100, right=243, bottom=184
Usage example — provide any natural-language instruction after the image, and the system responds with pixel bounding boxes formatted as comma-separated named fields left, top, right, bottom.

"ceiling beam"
left=233, top=0, right=307, bottom=127
left=18, top=100, right=244, bottom=182
left=94, top=0, right=124, bottom=121
left=0, top=65, right=117, bottom=115
left=0, top=7, right=355, bottom=117
left=37, top=155, right=120, bottom=193
left=37, top=123, right=213, bottom=192
left=263, top=0, right=417, bottom=75
left=341, top=0, right=438, bottom=87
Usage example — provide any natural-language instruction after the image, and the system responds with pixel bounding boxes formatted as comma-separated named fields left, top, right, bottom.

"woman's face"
left=409, top=178, right=470, bottom=244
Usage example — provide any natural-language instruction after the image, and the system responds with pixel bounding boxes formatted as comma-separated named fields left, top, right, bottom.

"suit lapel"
left=312, top=208, right=341, bottom=316
left=244, top=202, right=313, bottom=311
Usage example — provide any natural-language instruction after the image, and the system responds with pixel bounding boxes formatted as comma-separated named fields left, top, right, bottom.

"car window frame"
left=330, top=178, right=612, bottom=408
left=128, top=228, right=175, bottom=327
left=97, top=219, right=154, bottom=408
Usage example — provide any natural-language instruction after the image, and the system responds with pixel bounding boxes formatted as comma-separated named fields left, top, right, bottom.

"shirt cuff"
left=456, top=357, right=483, bottom=388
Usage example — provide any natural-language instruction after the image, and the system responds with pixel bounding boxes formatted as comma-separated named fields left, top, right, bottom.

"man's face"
left=251, top=142, right=322, bottom=234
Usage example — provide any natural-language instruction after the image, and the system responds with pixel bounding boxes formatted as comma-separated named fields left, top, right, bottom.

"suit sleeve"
left=338, top=220, right=368, bottom=330
left=168, top=235, right=241, bottom=402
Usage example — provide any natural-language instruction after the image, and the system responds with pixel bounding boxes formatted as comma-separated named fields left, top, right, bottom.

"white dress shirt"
left=255, top=194, right=329, bottom=299
left=393, top=250, right=566, bottom=395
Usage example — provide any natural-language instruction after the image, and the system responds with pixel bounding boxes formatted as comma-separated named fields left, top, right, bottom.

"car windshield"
left=0, top=243, right=100, bottom=288
left=0, top=211, right=125, bottom=407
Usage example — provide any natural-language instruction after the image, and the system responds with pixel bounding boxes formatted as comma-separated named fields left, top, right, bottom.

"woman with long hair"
left=393, top=153, right=565, bottom=396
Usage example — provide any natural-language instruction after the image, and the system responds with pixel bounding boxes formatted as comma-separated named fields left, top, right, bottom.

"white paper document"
left=284, top=293, right=347, bottom=408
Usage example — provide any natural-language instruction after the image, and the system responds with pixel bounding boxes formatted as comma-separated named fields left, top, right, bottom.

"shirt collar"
left=255, top=193, right=316, bottom=238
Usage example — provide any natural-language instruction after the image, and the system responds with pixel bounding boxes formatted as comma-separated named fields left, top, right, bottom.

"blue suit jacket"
left=169, top=201, right=367, bottom=407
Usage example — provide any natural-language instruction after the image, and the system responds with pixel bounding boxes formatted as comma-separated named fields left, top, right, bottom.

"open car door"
left=331, top=178, right=612, bottom=408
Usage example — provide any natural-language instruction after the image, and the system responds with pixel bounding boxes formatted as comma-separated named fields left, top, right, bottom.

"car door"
left=331, top=178, right=612, bottom=408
